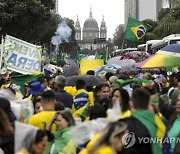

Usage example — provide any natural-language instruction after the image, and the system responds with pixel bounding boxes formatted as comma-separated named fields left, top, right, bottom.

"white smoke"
left=162, top=0, right=170, bottom=8
left=51, top=21, right=72, bottom=55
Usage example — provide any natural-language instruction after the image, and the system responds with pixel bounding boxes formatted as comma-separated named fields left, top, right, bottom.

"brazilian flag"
left=124, top=16, right=153, bottom=42
left=132, top=110, right=165, bottom=154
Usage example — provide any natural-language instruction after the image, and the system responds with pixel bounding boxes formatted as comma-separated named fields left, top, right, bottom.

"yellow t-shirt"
left=28, top=111, right=57, bottom=132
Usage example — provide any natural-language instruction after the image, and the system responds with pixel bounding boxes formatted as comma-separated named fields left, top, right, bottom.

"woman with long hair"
left=111, top=88, right=131, bottom=119
left=80, top=121, right=128, bottom=154
left=46, top=110, right=76, bottom=154
left=0, top=108, right=14, bottom=154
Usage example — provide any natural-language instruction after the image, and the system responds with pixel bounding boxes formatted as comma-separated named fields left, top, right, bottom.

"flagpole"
left=0, top=36, right=4, bottom=69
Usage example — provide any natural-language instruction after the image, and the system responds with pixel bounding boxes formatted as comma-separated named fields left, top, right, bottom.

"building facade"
left=75, top=8, right=107, bottom=51
left=124, top=0, right=163, bottom=25
left=124, top=0, right=138, bottom=26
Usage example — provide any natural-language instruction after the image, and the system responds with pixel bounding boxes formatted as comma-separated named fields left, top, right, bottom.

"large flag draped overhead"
left=124, top=16, right=153, bottom=42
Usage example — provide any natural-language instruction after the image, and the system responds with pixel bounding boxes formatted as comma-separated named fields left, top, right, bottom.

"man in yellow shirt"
left=28, top=90, right=57, bottom=132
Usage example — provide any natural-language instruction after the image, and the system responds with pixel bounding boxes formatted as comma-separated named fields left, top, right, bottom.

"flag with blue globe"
left=124, top=16, right=153, bottom=42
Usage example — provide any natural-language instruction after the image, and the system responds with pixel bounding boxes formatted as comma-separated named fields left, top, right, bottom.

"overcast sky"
left=58, top=0, right=124, bottom=39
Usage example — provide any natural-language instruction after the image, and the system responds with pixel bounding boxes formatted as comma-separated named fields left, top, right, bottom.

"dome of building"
left=83, top=8, right=99, bottom=31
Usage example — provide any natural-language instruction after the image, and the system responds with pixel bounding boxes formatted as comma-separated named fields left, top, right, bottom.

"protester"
left=170, top=72, right=180, bottom=105
left=38, top=77, right=49, bottom=90
left=28, top=90, right=57, bottom=132
left=46, top=110, right=76, bottom=154
left=120, top=88, right=166, bottom=154
left=23, top=82, right=30, bottom=99
left=0, top=108, right=14, bottom=154
left=0, top=68, right=11, bottom=89
left=47, top=77, right=55, bottom=89
left=15, top=121, right=48, bottom=154
left=32, top=94, right=43, bottom=114
left=109, top=75, right=119, bottom=90
left=165, top=94, right=180, bottom=153
left=80, top=121, right=128, bottom=154
left=73, top=79, right=89, bottom=111
left=89, top=103, right=107, bottom=120
left=94, top=83, right=111, bottom=104
left=111, top=88, right=131, bottom=119
left=105, top=72, right=114, bottom=84
left=0, top=97, right=16, bottom=125
left=54, top=75, right=73, bottom=109
left=29, top=81, right=46, bottom=97
left=31, top=130, right=48, bottom=154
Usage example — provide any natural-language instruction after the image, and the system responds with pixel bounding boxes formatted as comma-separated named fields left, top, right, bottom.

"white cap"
left=0, top=68, right=8, bottom=75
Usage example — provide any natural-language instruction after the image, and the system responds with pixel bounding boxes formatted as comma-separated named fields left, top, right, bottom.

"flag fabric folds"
left=95, top=51, right=101, bottom=59
left=132, top=110, right=166, bottom=154
left=75, top=51, right=86, bottom=64
left=52, top=127, right=77, bottom=154
left=103, top=49, right=108, bottom=64
left=11, top=73, right=43, bottom=95
left=124, top=16, right=153, bottom=42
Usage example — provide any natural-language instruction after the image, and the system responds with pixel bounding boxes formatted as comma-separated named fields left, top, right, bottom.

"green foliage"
left=158, top=8, right=170, bottom=20
left=113, top=24, right=124, bottom=48
left=152, top=5, right=180, bottom=38
left=0, top=0, right=60, bottom=46
left=142, top=19, right=158, bottom=31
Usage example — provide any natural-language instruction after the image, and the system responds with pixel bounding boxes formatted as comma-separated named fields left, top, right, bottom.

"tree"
left=153, top=4, right=180, bottom=38
left=138, top=19, right=159, bottom=44
left=113, top=24, right=125, bottom=49
left=0, top=0, right=60, bottom=46
left=158, top=8, right=170, bottom=20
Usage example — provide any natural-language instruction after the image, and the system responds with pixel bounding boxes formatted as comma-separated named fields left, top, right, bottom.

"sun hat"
left=29, top=81, right=45, bottom=96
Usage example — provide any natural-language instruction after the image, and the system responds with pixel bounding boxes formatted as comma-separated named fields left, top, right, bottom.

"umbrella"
left=123, top=51, right=150, bottom=61
left=63, top=64, right=79, bottom=76
left=108, top=58, right=136, bottom=67
left=107, top=56, right=122, bottom=65
left=95, top=64, right=121, bottom=76
left=157, top=44, right=180, bottom=55
left=137, top=53, right=180, bottom=69
left=66, top=75, right=105, bottom=86
left=108, top=56, right=136, bottom=67
left=120, top=63, right=139, bottom=72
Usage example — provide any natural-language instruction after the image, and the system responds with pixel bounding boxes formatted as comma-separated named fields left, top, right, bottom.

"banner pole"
left=0, top=36, right=4, bottom=69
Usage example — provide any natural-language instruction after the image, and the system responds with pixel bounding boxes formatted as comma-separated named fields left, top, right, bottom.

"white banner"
left=4, top=35, right=42, bottom=74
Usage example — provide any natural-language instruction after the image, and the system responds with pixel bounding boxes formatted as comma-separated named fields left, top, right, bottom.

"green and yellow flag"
left=95, top=51, right=101, bottom=59
left=132, top=110, right=165, bottom=154
left=11, top=73, right=43, bottom=95
left=53, top=127, right=77, bottom=154
left=124, top=16, right=153, bottom=42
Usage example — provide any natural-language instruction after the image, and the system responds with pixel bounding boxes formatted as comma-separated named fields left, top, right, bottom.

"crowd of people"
left=0, top=65, right=180, bottom=154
